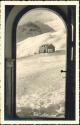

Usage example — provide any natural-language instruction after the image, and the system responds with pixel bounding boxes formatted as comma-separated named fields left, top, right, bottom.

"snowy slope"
left=17, top=31, right=66, bottom=58
left=16, top=54, right=66, bottom=117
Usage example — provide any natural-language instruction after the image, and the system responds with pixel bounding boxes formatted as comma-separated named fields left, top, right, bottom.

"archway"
left=16, top=8, right=67, bottom=118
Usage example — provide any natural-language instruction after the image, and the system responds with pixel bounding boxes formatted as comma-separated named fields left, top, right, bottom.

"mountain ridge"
left=17, top=21, right=55, bottom=42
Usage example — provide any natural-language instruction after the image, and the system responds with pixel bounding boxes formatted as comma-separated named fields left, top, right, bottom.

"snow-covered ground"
left=16, top=53, right=66, bottom=118
left=17, top=31, right=66, bottom=58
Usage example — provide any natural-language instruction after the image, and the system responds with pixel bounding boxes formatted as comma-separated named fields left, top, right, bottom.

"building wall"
left=48, top=49, right=54, bottom=53
left=39, top=46, right=45, bottom=53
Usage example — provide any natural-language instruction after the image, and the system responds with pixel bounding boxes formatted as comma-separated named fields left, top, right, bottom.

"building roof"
left=40, top=44, right=55, bottom=49
left=48, top=44, right=55, bottom=49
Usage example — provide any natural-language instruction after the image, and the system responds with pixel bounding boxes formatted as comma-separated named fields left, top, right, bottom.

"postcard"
left=0, top=1, right=79, bottom=124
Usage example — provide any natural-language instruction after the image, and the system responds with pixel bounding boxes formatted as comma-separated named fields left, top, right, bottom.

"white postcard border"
left=1, top=1, right=79, bottom=124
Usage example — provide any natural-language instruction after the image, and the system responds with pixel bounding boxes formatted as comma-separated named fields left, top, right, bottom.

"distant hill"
left=16, top=30, right=66, bottom=58
left=17, top=21, right=55, bottom=42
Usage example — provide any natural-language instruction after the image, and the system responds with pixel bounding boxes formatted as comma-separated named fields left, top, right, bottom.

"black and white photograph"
left=0, top=1, right=79, bottom=124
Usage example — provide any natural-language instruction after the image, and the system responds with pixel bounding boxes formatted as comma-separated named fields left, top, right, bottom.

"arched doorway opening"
left=16, top=8, right=67, bottom=118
